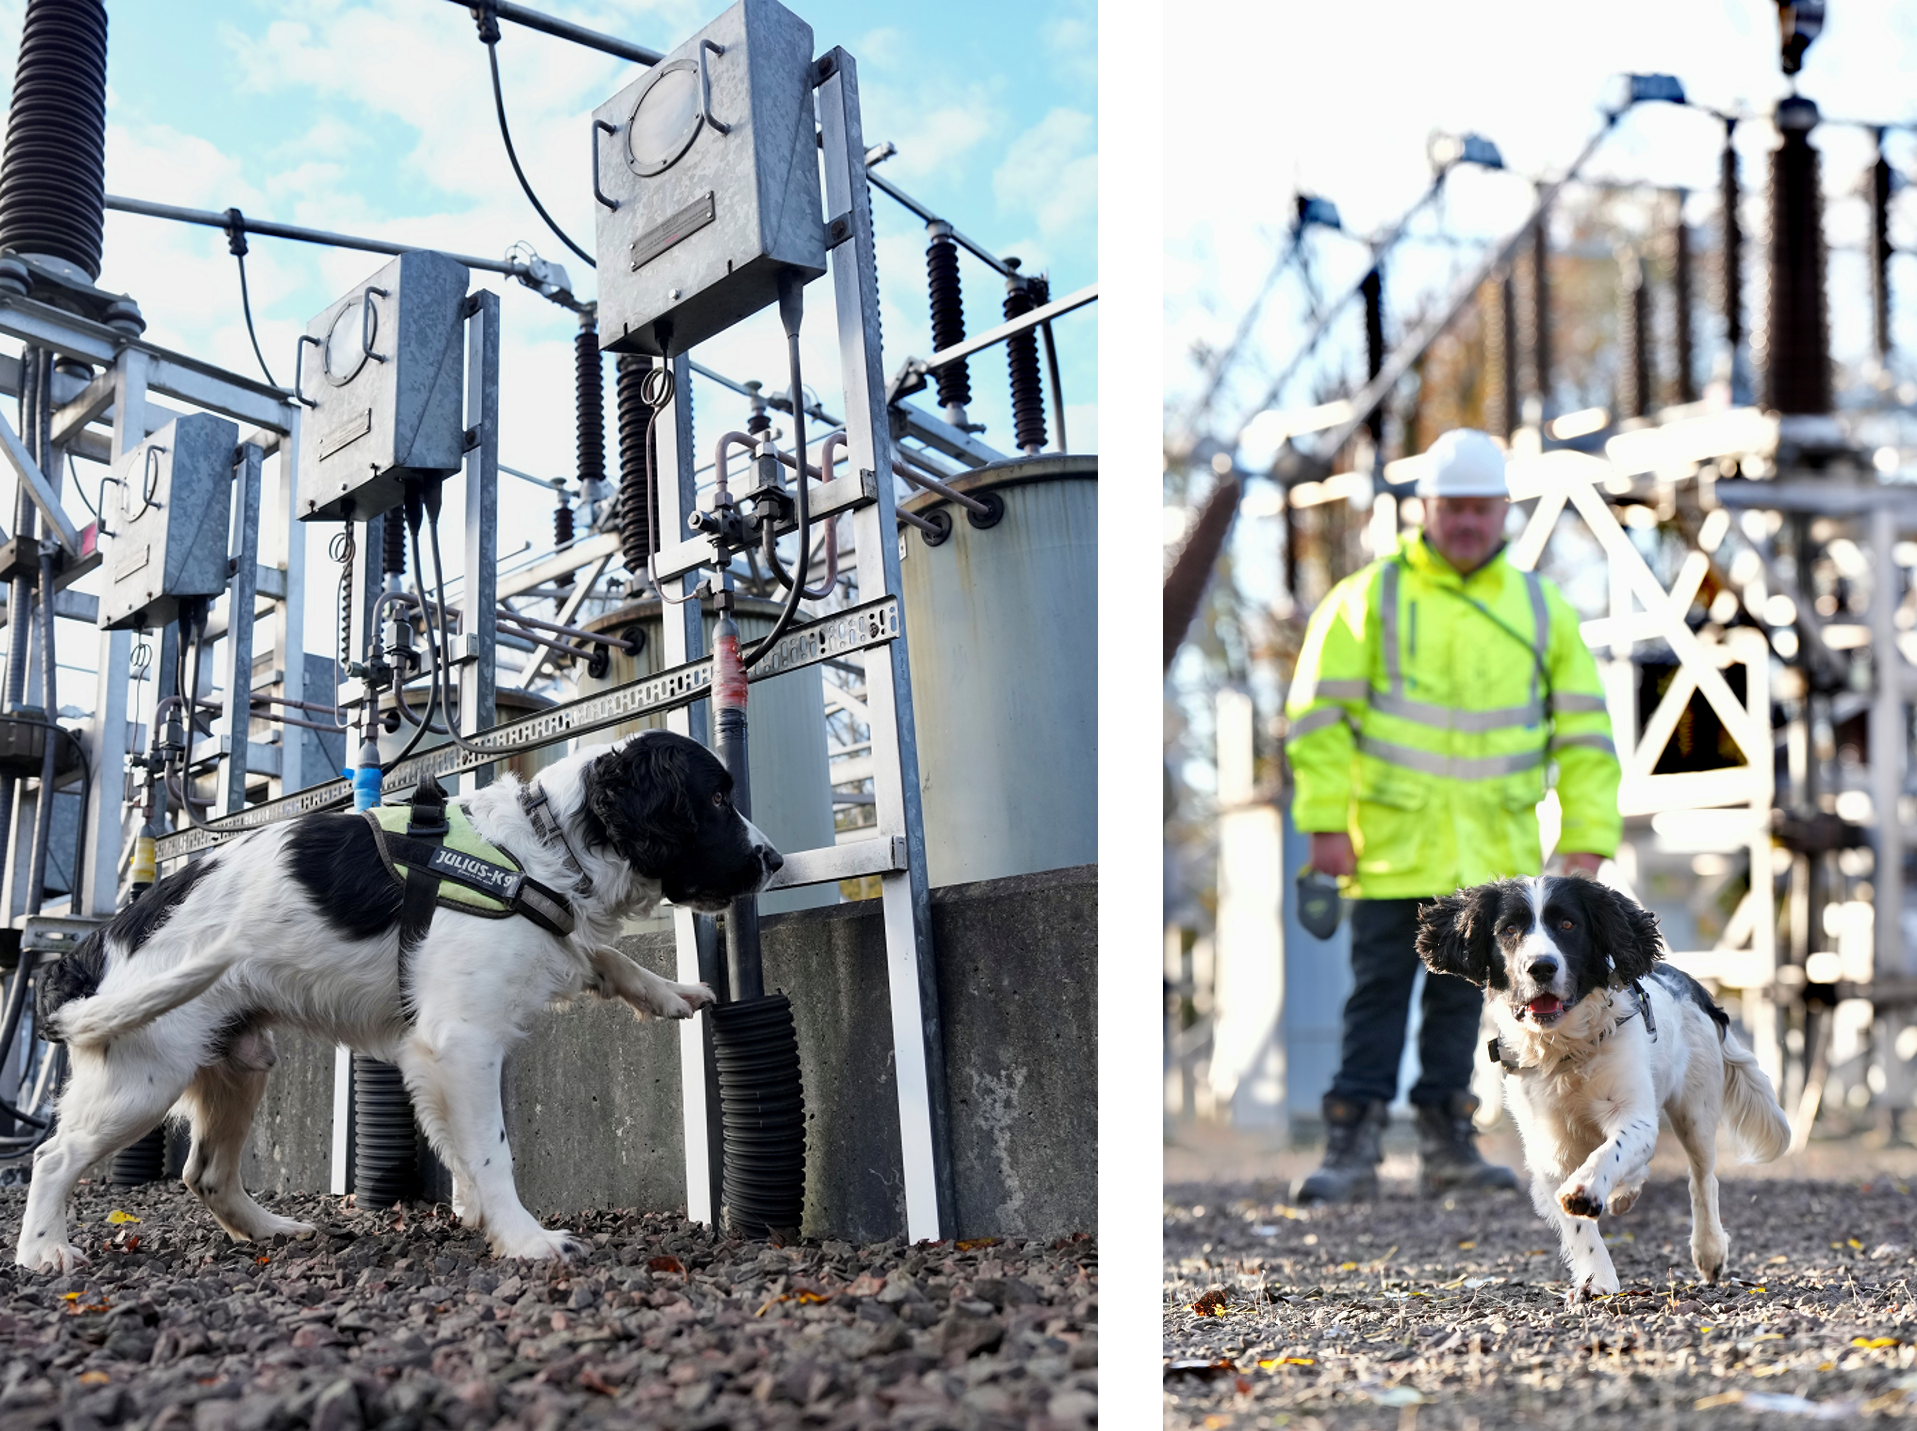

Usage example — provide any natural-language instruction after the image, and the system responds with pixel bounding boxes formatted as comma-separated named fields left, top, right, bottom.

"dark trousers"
left=1327, top=897, right=1483, bottom=1107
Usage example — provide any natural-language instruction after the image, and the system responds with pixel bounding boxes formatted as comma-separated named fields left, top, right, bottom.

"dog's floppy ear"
left=1415, top=884, right=1503, bottom=987
left=580, top=735, right=698, bottom=878
left=1576, top=877, right=1664, bottom=986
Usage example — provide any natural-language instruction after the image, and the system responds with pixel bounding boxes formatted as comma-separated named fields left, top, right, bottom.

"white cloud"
left=993, top=107, right=1095, bottom=241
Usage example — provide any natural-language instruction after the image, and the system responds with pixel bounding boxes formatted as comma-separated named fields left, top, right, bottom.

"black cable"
left=385, top=492, right=444, bottom=772
left=479, top=28, right=594, bottom=270
left=743, top=280, right=811, bottom=669
left=224, top=209, right=280, bottom=389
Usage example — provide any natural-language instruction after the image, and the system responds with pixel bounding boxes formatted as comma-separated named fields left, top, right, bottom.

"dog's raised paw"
left=1606, top=1187, right=1640, bottom=1216
left=1558, top=1185, right=1604, bottom=1220
left=675, top=982, right=716, bottom=1014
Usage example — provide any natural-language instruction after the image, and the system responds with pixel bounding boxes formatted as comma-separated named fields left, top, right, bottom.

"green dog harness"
left=362, top=778, right=576, bottom=1016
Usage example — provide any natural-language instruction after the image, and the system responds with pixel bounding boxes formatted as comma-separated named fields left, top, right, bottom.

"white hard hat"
left=1415, top=428, right=1508, bottom=498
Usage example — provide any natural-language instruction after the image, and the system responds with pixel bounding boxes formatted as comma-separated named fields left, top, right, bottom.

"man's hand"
left=1309, top=832, right=1356, bottom=878
left=1561, top=851, right=1604, bottom=877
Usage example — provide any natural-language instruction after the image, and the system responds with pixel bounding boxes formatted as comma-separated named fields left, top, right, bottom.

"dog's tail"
left=1722, top=1031, right=1790, bottom=1163
left=54, top=929, right=247, bottom=1048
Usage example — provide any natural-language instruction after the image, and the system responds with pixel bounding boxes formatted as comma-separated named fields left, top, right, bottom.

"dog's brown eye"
left=712, top=791, right=728, bottom=809
left=1559, top=919, right=1573, bottom=931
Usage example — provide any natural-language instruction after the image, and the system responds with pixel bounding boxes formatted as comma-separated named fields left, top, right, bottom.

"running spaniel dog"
left=18, top=731, right=781, bottom=1272
left=1417, top=876, right=1788, bottom=1303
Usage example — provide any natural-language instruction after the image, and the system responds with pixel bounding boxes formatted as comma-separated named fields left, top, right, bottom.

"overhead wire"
left=223, top=209, right=280, bottom=389
left=473, top=6, right=595, bottom=270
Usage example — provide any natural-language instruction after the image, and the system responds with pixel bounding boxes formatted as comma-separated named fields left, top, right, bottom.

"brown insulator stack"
left=616, top=355, right=659, bottom=577
left=1872, top=129, right=1894, bottom=365
left=1361, top=267, right=1385, bottom=448
left=1761, top=96, right=1831, bottom=414
left=1481, top=271, right=1517, bottom=439
left=1616, top=249, right=1652, bottom=420
left=1670, top=193, right=1697, bottom=404
left=1002, top=265, right=1047, bottom=454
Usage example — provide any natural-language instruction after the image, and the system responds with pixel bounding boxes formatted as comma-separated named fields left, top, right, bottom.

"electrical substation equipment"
left=590, top=0, right=827, bottom=357
left=99, top=412, right=239, bottom=632
left=294, top=249, right=470, bottom=521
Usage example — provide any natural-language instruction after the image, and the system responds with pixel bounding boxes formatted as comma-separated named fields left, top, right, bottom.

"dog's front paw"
left=493, top=1226, right=583, bottom=1262
left=1558, top=1182, right=1604, bottom=1220
left=671, top=981, right=715, bottom=1016
left=16, top=1240, right=88, bottom=1274
left=1563, top=1267, right=1620, bottom=1306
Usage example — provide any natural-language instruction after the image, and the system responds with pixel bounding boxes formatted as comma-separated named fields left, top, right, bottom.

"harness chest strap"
left=364, top=783, right=577, bottom=943
left=1488, top=979, right=1655, bottom=1075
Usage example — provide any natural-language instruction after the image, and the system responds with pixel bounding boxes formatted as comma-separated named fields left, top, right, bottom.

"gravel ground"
left=1166, top=1169, right=1917, bottom=1428
left=0, top=1180, right=1096, bottom=1430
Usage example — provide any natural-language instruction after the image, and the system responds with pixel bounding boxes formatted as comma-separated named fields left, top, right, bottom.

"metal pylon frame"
left=662, top=45, right=955, bottom=1243
left=1505, top=448, right=1779, bottom=1084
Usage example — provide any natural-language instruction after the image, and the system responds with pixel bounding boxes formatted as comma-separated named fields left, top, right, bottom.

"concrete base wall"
left=237, top=864, right=1096, bottom=1242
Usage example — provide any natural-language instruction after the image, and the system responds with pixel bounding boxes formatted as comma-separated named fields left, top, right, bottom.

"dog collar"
left=1488, top=979, right=1656, bottom=1076
left=521, top=784, right=595, bottom=898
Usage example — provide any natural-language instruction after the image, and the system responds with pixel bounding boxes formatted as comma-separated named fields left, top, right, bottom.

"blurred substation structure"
left=0, top=0, right=1097, bottom=1244
left=1165, top=38, right=1917, bottom=1149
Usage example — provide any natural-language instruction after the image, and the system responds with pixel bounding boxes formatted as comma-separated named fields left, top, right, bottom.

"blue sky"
left=0, top=0, right=1096, bottom=595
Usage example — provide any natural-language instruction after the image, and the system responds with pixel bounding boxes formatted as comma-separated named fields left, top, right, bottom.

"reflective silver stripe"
left=1309, top=678, right=1370, bottom=701
left=1525, top=569, right=1549, bottom=705
left=1379, top=562, right=1402, bottom=694
left=1550, top=732, right=1618, bottom=757
left=1371, top=689, right=1546, bottom=732
left=1359, top=736, right=1546, bottom=780
left=1553, top=691, right=1609, bottom=715
left=1288, top=706, right=1352, bottom=739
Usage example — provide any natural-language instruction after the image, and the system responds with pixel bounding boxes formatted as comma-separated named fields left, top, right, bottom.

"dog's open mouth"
left=1523, top=994, right=1565, bottom=1025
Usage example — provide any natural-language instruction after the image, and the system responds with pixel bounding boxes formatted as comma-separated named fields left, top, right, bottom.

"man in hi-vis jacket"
left=1285, top=428, right=1621, bottom=1203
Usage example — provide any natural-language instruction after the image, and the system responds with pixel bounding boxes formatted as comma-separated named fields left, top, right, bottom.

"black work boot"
left=1415, top=1091, right=1518, bottom=1195
left=1292, top=1095, right=1388, bottom=1205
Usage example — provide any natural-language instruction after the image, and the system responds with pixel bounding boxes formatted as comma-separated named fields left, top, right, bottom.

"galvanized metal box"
left=297, top=249, right=469, bottom=522
left=591, top=0, right=826, bottom=357
left=100, top=412, right=239, bottom=631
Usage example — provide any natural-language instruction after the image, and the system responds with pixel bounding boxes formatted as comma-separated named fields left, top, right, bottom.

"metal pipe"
left=891, top=462, right=991, bottom=517
left=915, top=283, right=1097, bottom=378
left=895, top=505, right=940, bottom=536
left=438, top=0, right=661, bottom=65
left=1038, top=320, right=1068, bottom=453
left=105, top=195, right=543, bottom=279
left=23, top=544, right=56, bottom=917
left=492, top=607, right=636, bottom=651
left=866, top=170, right=1015, bottom=277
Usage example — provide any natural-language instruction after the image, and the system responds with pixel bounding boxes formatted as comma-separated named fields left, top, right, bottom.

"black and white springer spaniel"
left=16, top=731, right=780, bottom=1272
left=1417, top=876, right=1790, bottom=1303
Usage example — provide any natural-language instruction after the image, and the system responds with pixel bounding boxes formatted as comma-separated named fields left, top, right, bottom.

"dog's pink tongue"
left=1528, top=995, right=1563, bottom=1018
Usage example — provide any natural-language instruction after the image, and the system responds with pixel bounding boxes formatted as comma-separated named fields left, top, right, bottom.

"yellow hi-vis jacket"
left=1284, top=532, right=1621, bottom=900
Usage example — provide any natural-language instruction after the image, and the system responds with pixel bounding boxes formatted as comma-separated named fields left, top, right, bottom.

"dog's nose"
left=761, top=846, right=784, bottom=874
left=1527, top=957, right=1558, bottom=983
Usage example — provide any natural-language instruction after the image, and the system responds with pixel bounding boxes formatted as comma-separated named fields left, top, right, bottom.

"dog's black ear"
left=1577, top=878, right=1664, bottom=985
left=580, top=735, right=698, bottom=877
left=1416, top=884, right=1503, bottom=987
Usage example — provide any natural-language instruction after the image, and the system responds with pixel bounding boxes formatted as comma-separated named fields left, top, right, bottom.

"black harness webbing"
left=366, top=776, right=578, bottom=1017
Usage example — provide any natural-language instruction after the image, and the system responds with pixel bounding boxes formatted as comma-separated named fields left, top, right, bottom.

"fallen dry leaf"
left=104, top=1210, right=139, bottom=1225
left=957, top=1237, right=1000, bottom=1251
left=1190, top=1289, right=1230, bottom=1317
left=77, top=1371, right=109, bottom=1386
left=648, top=1255, right=685, bottom=1274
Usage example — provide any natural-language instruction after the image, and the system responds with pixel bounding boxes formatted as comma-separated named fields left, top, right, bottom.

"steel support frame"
left=461, top=291, right=501, bottom=790
left=819, top=48, right=954, bottom=1241
left=1507, top=449, right=1778, bottom=1084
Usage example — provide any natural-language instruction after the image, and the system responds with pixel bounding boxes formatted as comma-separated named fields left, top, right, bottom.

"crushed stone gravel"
left=1165, top=1174, right=1917, bottom=1428
left=0, top=1179, right=1096, bottom=1429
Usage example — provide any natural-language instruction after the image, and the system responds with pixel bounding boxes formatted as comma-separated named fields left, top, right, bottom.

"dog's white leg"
left=587, top=946, right=713, bottom=1020
left=16, top=1046, right=190, bottom=1271
left=1532, top=1169, right=1619, bottom=1303
left=396, top=1032, right=577, bottom=1262
left=180, top=1063, right=314, bottom=1242
left=1555, top=1101, right=1660, bottom=1223
left=1669, top=1106, right=1728, bottom=1283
